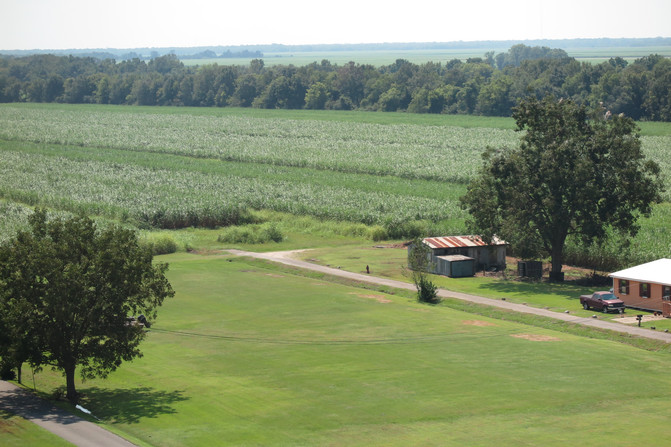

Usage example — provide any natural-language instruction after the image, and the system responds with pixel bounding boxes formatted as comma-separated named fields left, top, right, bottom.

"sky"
left=2, top=0, right=670, bottom=50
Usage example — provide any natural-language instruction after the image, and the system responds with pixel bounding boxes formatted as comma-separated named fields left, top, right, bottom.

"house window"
left=640, top=283, right=650, bottom=298
left=663, top=285, right=671, bottom=300
left=618, top=279, right=629, bottom=295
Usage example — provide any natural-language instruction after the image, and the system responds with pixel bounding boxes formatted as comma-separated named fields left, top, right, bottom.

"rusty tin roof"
left=422, top=235, right=506, bottom=250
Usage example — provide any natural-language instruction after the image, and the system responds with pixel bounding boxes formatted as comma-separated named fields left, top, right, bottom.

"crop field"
left=180, top=44, right=671, bottom=67
left=0, top=105, right=521, bottom=182
left=0, top=139, right=462, bottom=228
left=0, top=103, right=670, bottom=264
left=12, top=253, right=671, bottom=446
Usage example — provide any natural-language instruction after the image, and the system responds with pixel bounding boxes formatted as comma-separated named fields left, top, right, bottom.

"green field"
left=1, top=103, right=670, bottom=267
left=11, top=253, right=671, bottom=446
left=2, top=103, right=671, bottom=445
left=180, top=45, right=671, bottom=67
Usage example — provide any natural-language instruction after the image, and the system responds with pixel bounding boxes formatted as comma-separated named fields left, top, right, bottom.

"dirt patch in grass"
left=462, top=320, right=497, bottom=327
left=616, top=315, right=666, bottom=324
left=240, top=270, right=285, bottom=278
left=350, top=293, right=392, bottom=303
left=503, top=256, right=611, bottom=283
left=511, top=333, right=561, bottom=342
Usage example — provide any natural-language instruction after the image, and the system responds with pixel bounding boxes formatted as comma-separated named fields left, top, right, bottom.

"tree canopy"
left=0, top=210, right=174, bottom=403
left=460, top=96, right=664, bottom=280
left=1, top=45, right=671, bottom=121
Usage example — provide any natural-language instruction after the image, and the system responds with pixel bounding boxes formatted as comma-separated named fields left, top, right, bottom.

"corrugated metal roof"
left=422, top=235, right=506, bottom=250
left=609, top=258, right=671, bottom=286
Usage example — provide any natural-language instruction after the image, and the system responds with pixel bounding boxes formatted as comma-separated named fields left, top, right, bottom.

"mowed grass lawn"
left=22, top=252, right=671, bottom=446
left=0, top=410, right=73, bottom=447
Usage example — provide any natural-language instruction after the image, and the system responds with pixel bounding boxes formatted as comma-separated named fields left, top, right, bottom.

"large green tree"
left=0, top=210, right=174, bottom=403
left=461, top=96, right=664, bottom=280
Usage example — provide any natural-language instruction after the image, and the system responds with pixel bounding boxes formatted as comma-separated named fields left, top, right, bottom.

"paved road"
left=228, top=249, right=671, bottom=344
left=0, top=380, right=136, bottom=447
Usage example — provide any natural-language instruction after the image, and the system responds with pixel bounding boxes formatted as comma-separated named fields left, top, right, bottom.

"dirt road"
left=228, top=249, right=671, bottom=344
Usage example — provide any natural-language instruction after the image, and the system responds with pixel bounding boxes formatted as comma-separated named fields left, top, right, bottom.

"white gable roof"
left=609, top=259, right=671, bottom=286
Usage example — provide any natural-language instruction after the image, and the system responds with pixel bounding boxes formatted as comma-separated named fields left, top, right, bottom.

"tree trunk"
left=65, top=365, right=78, bottom=404
left=549, top=241, right=565, bottom=282
left=17, top=364, right=22, bottom=384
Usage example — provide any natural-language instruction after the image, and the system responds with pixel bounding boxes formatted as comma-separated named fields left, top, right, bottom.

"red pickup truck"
left=580, top=291, right=625, bottom=313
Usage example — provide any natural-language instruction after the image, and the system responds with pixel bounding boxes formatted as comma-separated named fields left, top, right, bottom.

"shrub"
left=136, top=206, right=254, bottom=230
left=151, top=235, right=178, bottom=255
left=217, top=223, right=285, bottom=244
left=369, top=225, right=388, bottom=241
left=141, top=234, right=178, bottom=255
left=264, top=223, right=284, bottom=242
left=217, top=227, right=259, bottom=244
left=416, top=275, right=440, bottom=304
left=384, top=218, right=427, bottom=240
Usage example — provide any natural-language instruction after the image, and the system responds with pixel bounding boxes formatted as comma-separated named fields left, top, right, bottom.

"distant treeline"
left=1, top=44, right=670, bottom=120
left=93, top=49, right=264, bottom=61
left=3, top=37, right=669, bottom=58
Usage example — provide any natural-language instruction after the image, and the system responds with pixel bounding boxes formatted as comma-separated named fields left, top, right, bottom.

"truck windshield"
left=600, top=293, right=616, bottom=300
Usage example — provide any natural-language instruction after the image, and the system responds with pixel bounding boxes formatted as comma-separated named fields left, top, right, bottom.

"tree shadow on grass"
left=79, top=386, right=189, bottom=424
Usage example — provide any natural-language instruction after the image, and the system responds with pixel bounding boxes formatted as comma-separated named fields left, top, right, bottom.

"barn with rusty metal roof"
left=409, top=235, right=507, bottom=277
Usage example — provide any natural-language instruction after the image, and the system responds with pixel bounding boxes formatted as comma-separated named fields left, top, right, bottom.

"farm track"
left=227, top=249, right=671, bottom=344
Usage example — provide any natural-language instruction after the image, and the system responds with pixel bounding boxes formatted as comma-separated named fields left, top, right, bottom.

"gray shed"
left=435, top=255, right=476, bottom=278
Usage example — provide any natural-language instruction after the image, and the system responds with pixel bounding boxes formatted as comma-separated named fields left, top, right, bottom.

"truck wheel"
left=583, top=303, right=589, bottom=310
left=602, top=306, right=608, bottom=313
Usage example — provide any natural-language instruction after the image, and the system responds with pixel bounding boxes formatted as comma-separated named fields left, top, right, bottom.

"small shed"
left=610, top=258, right=671, bottom=316
left=435, top=255, right=476, bottom=278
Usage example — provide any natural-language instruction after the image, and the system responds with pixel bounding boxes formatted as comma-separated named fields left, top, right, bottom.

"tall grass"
left=0, top=105, right=519, bottom=183
left=0, top=201, right=33, bottom=243
left=563, top=203, right=671, bottom=270
left=0, top=145, right=465, bottom=230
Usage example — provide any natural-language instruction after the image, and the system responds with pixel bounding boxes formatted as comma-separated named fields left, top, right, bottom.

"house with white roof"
left=609, top=259, right=671, bottom=316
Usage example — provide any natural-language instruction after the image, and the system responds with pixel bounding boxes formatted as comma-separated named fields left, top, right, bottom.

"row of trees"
left=1, top=45, right=670, bottom=120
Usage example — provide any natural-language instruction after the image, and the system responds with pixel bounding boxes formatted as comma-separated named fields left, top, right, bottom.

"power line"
left=149, top=326, right=542, bottom=346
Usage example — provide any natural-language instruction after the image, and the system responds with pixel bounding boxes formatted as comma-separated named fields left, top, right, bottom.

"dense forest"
left=1, top=44, right=670, bottom=120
